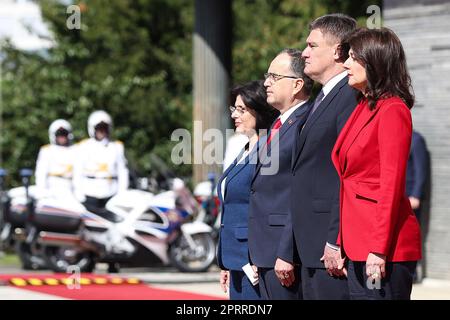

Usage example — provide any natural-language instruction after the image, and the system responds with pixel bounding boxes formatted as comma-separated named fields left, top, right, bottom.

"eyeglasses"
left=264, top=72, right=299, bottom=82
left=229, top=105, right=247, bottom=115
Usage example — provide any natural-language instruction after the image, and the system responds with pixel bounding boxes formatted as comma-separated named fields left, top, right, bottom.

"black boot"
left=108, top=262, right=120, bottom=273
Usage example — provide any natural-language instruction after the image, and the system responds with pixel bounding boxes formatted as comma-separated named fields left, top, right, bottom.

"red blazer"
left=332, top=97, right=421, bottom=262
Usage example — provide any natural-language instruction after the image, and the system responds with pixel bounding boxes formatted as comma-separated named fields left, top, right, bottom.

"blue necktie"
left=302, top=90, right=325, bottom=133
left=309, top=89, right=325, bottom=118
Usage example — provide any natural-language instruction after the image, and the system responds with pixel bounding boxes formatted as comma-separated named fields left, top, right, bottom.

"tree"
left=1, top=0, right=194, bottom=186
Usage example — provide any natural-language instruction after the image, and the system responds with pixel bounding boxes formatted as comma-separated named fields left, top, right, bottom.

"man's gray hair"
left=309, top=13, right=357, bottom=62
left=280, top=48, right=313, bottom=97
left=309, top=13, right=357, bottom=43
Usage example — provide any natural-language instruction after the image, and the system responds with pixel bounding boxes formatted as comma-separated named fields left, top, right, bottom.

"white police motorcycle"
left=0, top=169, right=216, bottom=273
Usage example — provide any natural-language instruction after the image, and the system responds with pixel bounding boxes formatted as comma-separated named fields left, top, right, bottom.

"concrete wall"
left=384, top=1, right=450, bottom=280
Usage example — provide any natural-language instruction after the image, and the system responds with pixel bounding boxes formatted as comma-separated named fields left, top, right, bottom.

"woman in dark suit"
left=331, top=28, right=421, bottom=299
left=217, top=80, right=278, bottom=300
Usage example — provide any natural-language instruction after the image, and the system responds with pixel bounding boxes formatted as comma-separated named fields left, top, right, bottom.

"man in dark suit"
left=406, top=130, right=429, bottom=224
left=248, top=48, right=313, bottom=300
left=406, top=130, right=429, bottom=283
left=290, top=14, right=357, bottom=299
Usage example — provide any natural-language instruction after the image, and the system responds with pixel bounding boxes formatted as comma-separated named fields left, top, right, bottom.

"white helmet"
left=88, top=110, right=113, bottom=138
left=48, top=119, right=73, bottom=145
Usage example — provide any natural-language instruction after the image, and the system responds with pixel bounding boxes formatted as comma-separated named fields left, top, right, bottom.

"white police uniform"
left=73, top=138, right=129, bottom=200
left=35, top=119, right=75, bottom=199
left=35, top=144, right=75, bottom=197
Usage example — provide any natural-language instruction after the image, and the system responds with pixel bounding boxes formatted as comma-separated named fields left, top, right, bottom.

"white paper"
left=242, top=263, right=259, bottom=286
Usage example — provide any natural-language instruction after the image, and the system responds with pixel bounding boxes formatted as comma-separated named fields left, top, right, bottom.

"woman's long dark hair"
left=230, top=80, right=279, bottom=132
left=344, top=27, right=415, bottom=110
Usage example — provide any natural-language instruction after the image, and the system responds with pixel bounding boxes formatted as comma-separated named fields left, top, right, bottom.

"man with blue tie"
left=290, top=14, right=357, bottom=299
left=248, top=48, right=313, bottom=300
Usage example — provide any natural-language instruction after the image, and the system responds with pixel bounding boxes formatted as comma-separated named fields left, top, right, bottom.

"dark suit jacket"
left=291, top=76, right=357, bottom=269
left=406, top=131, right=429, bottom=199
left=248, top=102, right=311, bottom=268
left=217, top=146, right=257, bottom=271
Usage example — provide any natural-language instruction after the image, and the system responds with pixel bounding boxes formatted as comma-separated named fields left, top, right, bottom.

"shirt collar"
left=279, top=100, right=308, bottom=124
left=322, top=71, right=348, bottom=98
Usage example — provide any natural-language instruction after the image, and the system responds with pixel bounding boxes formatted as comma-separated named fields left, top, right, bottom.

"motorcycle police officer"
left=35, top=119, right=75, bottom=198
left=73, top=110, right=129, bottom=215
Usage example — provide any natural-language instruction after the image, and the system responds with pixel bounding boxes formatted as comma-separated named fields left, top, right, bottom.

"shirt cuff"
left=326, top=242, right=340, bottom=251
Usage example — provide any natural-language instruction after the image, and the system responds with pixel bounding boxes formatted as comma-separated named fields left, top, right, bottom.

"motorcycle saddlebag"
left=33, top=206, right=82, bottom=233
left=5, top=201, right=27, bottom=228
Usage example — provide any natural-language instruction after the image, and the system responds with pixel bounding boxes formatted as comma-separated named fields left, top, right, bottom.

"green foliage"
left=1, top=0, right=194, bottom=185
left=232, top=0, right=312, bottom=84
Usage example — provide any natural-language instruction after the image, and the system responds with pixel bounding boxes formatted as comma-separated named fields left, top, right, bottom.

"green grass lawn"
left=0, top=251, right=20, bottom=266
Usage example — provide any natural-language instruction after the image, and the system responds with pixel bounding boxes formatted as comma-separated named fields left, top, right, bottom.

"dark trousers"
left=83, top=196, right=111, bottom=213
left=301, top=266, right=349, bottom=300
left=229, top=270, right=261, bottom=300
left=413, top=208, right=422, bottom=226
left=258, top=267, right=302, bottom=300
left=83, top=196, right=119, bottom=221
left=347, top=260, right=416, bottom=300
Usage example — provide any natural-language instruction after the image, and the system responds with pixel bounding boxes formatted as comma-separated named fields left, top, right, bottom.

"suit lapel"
left=272, top=104, right=309, bottom=151
left=337, top=101, right=381, bottom=173
left=225, top=154, right=250, bottom=188
left=291, top=101, right=313, bottom=167
left=292, top=76, right=349, bottom=171
left=252, top=115, right=279, bottom=181
left=331, top=103, right=361, bottom=174
left=252, top=103, right=310, bottom=184
left=217, top=157, right=238, bottom=204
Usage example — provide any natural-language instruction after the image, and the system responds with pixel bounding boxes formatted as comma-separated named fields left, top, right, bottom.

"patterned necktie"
left=267, top=118, right=282, bottom=145
left=306, top=89, right=325, bottom=122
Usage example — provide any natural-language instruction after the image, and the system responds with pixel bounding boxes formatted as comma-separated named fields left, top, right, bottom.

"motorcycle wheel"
left=169, top=232, right=216, bottom=272
left=44, top=246, right=96, bottom=273
left=16, top=241, right=47, bottom=270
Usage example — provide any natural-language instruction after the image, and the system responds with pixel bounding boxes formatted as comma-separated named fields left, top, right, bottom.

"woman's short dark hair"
left=230, top=80, right=279, bottom=132
left=343, top=27, right=415, bottom=110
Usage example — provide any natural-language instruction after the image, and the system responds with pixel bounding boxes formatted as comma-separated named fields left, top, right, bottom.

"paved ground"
left=124, top=269, right=450, bottom=300
left=0, top=261, right=449, bottom=300
left=411, top=279, right=450, bottom=300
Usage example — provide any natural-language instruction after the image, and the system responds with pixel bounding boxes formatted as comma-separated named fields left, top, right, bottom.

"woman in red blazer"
left=331, top=28, right=421, bottom=299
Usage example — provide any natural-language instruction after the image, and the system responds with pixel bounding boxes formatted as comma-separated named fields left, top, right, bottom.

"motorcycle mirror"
left=0, top=168, right=7, bottom=191
left=19, top=168, right=33, bottom=178
left=20, top=168, right=33, bottom=188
